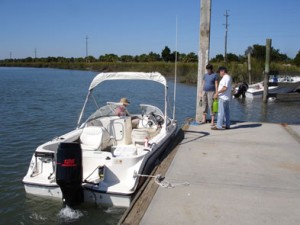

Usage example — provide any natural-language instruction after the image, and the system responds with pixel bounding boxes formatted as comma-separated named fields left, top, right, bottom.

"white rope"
left=134, top=173, right=190, bottom=189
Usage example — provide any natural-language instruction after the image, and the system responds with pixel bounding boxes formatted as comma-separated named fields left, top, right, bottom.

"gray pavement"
left=140, top=122, right=300, bottom=225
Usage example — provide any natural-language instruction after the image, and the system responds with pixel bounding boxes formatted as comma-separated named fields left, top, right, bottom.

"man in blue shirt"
left=200, top=64, right=218, bottom=125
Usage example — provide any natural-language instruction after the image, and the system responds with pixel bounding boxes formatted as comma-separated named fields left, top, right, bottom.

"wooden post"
left=263, top=39, right=272, bottom=103
left=247, top=52, right=252, bottom=84
left=245, top=46, right=253, bottom=85
left=196, top=0, right=211, bottom=122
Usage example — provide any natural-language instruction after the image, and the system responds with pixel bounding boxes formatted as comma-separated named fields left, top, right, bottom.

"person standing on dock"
left=200, top=64, right=218, bottom=125
left=212, top=66, right=232, bottom=130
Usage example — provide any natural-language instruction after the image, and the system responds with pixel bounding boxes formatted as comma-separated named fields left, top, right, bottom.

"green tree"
left=211, top=54, right=224, bottom=62
left=135, top=54, right=148, bottom=62
left=251, top=44, right=290, bottom=62
left=179, top=53, right=186, bottom=62
left=99, top=54, right=119, bottom=62
left=169, top=51, right=177, bottom=62
left=227, top=53, right=239, bottom=62
left=85, top=56, right=96, bottom=62
left=120, top=55, right=134, bottom=62
left=24, top=57, right=33, bottom=62
left=252, top=44, right=265, bottom=61
left=161, top=46, right=171, bottom=62
left=148, top=52, right=161, bottom=62
left=46, top=57, right=57, bottom=62
left=294, top=50, right=300, bottom=66
left=181, top=52, right=198, bottom=63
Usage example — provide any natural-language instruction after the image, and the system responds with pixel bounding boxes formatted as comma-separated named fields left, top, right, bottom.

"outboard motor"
left=234, top=82, right=249, bottom=98
left=56, top=142, right=83, bottom=206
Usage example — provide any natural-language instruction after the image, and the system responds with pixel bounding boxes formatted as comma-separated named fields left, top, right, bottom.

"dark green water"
left=0, top=67, right=299, bottom=225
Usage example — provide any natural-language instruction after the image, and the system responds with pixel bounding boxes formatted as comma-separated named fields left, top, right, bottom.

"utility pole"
left=34, top=48, right=37, bottom=59
left=85, top=35, right=89, bottom=58
left=196, top=0, right=211, bottom=122
left=10, top=51, right=12, bottom=59
left=223, top=10, right=229, bottom=63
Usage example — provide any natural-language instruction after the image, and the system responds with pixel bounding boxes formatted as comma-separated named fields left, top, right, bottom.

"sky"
left=0, top=0, right=299, bottom=60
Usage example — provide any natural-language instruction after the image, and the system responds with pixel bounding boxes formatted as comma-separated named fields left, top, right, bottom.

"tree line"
left=1, top=46, right=197, bottom=64
left=2, top=44, right=300, bottom=65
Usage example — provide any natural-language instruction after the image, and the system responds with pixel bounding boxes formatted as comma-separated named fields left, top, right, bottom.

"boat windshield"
left=85, top=103, right=164, bottom=124
left=86, top=104, right=119, bottom=122
left=140, top=104, right=164, bottom=117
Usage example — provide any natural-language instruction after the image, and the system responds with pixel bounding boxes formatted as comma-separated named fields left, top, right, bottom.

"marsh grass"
left=1, top=61, right=299, bottom=84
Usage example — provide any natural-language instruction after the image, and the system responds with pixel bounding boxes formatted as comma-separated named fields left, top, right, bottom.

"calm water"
left=0, top=67, right=299, bottom=225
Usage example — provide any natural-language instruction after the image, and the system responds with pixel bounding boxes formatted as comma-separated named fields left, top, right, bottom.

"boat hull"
left=24, top=183, right=132, bottom=207
left=246, top=78, right=300, bottom=98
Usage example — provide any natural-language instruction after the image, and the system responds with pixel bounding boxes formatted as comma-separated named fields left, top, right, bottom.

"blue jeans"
left=216, top=98, right=230, bottom=129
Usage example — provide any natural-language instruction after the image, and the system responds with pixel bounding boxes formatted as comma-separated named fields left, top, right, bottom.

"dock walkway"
left=122, top=122, right=300, bottom=225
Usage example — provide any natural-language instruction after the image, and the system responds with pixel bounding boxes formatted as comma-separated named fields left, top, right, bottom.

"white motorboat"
left=246, top=76, right=300, bottom=98
left=23, top=72, right=177, bottom=207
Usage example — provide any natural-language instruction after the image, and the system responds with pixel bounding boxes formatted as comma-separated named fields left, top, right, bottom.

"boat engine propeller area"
left=56, top=142, right=84, bottom=207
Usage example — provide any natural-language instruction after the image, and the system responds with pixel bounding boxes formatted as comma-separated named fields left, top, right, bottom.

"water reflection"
left=260, top=102, right=268, bottom=122
left=230, top=97, right=300, bottom=125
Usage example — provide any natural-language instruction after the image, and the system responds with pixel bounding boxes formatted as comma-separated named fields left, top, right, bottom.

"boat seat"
left=131, top=129, right=149, bottom=146
left=131, top=127, right=161, bottom=145
left=80, top=126, right=111, bottom=151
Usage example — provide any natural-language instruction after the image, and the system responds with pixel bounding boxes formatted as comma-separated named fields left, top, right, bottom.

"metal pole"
left=173, top=16, right=178, bottom=120
left=263, top=39, right=272, bottom=103
left=196, top=0, right=211, bottom=122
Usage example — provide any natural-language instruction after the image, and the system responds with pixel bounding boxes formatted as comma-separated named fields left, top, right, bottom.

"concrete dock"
left=120, top=122, right=300, bottom=225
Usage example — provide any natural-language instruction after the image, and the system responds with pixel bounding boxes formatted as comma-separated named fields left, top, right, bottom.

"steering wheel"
left=154, top=114, right=164, bottom=126
left=141, top=113, right=164, bottom=128
left=141, top=113, right=155, bottom=128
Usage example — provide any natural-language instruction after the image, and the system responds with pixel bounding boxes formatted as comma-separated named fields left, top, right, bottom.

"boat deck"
left=120, top=122, right=300, bottom=225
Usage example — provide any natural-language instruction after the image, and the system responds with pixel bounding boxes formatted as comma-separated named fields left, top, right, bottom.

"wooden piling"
left=247, top=52, right=252, bottom=84
left=196, top=0, right=211, bottom=122
left=263, top=39, right=272, bottom=103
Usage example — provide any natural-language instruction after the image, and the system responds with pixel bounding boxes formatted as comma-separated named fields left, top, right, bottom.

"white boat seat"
left=80, top=126, right=111, bottom=151
left=131, top=129, right=150, bottom=146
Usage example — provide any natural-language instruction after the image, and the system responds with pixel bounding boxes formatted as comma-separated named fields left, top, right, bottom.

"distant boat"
left=245, top=76, right=300, bottom=98
left=23, top=72, right=177, bottom=207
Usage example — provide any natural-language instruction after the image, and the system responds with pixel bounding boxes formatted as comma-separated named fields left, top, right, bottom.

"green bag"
left=213, top=99, right=218, bottom=113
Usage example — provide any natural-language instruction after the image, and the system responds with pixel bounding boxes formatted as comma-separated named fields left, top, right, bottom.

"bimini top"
left=89, top=72, right=167, bottom=91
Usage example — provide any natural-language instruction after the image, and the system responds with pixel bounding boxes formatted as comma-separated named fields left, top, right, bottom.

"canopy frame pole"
left=77, top=91, right=91, bottom=128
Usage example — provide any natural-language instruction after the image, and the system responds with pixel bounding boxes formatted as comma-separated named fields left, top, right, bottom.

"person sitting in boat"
left=115, top=97, right=130, bottom=116
left=115, top=97, right=139, bottom=128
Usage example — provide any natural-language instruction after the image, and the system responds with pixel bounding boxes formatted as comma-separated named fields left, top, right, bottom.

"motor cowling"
left=56, top=142, right=83, bottom=206
left=234, top=82, right=249, bottom=98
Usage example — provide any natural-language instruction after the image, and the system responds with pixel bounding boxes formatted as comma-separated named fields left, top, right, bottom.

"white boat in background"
left=23, top=72, right=177, bottom=207
left=246, top=76, right=300, bottom=98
